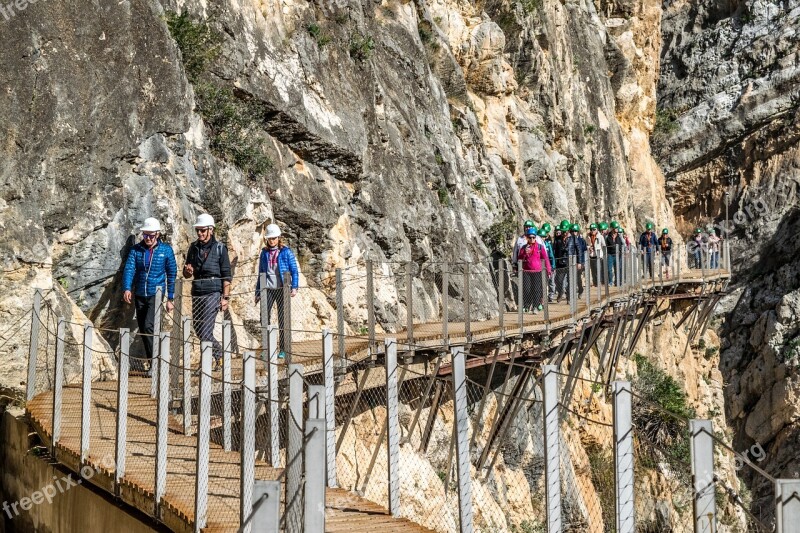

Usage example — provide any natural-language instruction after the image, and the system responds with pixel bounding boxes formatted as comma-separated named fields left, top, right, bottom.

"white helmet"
left=140, top=217, right=161, bottom=232
left=265, top=223, right=282, bottom=239
left=193, top=213, right=215, bottom=228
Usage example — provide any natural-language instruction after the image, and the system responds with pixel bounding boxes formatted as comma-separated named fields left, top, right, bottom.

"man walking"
left=659, top=228, right=673, bottom=279
left=586, top=223, right=604, bottom=286
left=605, top=225, right=624, bottom=286
left=639, top=223, right=658, bottom=279
left=566, top=224, right=587, bottom=298
left=553, top=221, right=571, bottom=302
left=122, top=217, right=177, bottom=374
left=183, top=213, right=232, bottom=369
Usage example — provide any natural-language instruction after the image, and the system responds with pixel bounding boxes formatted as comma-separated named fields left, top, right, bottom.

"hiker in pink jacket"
left=518, top=227, right=552, bottom=313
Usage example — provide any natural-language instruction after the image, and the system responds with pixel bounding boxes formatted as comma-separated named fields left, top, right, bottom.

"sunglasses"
left=142, top=233, right=158, bottom=239
left=196, top=227, right=212, bottom=234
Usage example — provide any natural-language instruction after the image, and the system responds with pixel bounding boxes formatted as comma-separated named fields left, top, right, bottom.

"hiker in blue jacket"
left=122, top=218, right=177, bottom=373
left=255, top=223, right=299, bottom=358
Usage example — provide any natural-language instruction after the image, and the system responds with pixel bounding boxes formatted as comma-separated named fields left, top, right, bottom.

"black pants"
left=265, top=289, right=287, bottom=353
left=555, top=268, right=569, bottom=300
left=589, top=256, right=600, bottom=286
left=192, top=293, right=222, bottom=360
left=134, top=295, right=156, bottom=368
left=523, top=271, right=544, bottom=310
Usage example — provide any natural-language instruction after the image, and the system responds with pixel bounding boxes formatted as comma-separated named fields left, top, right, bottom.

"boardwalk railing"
left=21, top=241, right=787, bottom=533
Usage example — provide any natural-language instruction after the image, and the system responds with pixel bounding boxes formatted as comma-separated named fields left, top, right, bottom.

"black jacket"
left=185, top=237, right=232, bottom=295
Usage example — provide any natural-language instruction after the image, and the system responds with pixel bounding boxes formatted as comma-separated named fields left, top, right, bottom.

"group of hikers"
left=122, top=213, right=722, bottom=372
left=508, top=219, right=722, bottom=314
left=122, top=214, right=299, bottom=373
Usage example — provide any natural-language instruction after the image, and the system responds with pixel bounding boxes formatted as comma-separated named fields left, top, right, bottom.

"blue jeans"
left=607, top=255, right=617, bottom=285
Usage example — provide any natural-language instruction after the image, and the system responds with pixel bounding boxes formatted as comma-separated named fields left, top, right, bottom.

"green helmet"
left=524, top=219, right=535, bottom=228
left=589, top=223, right=597, bottom=230
left=542, top=222, right=552, bottom=233
left=559, top=219, right=571, bottom=231
left=645, top=222, right=654, bottom=231
left=610, top=221, right=620, bottom=230
left=537, top=228, right=548, bottom=237
left=619, top=228, right=625, bottom=234
left=570, top=223, right=581, bottom=232
left=662, top=228, right=669, bottom=234
left=599, top=222, right=609, bottom=231
left=695, top=228, right=702, bottom=233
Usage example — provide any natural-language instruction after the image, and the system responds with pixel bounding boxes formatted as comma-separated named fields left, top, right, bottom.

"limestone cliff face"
left=0, top=0, right=677, bottom=390
left=652, top=0, right=800, bottom=517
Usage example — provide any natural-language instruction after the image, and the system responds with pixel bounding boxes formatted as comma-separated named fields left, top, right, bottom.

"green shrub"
left=349, top=32, right=375, bottom=61
left=437, top=187, right=451, bottom=206
left=631, top=353, right=695, bottom=465
left=653, top=108, right=679, bottom=137
left=520, top=0, right=542, bottom=13
left=586, top=446, right=615, bottom=530
left=165, top=12, right=272, bottom=178
left=481, top=213, right=518, bottom=255
left=307, top=23, right=331, bottom=48
left=164, top=11, right=222, bottom=82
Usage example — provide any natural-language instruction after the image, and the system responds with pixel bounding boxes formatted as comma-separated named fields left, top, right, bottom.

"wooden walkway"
left=26, top=378, right=434, bottom=533
left=25, top=268, right=728, bottom=532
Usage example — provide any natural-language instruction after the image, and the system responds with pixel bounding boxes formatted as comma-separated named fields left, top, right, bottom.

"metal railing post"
left=286, top=363, right=305, bottom=533
left=151, top=286, right=162, bottom=398
left=283, top=272, right=293, bottom=364
left=268, top=324, right=280, bottom=467
left=543, top=365, right=562, bottom=532
left=386, top=338, right=400, bottom=515
left=406, top=263, right=414, bottom=346
left=517, top=260, right=524, bottom=333
left=222, top=320, right=232, bottom=451
left=690, top=419, right=716, bottom=533
left=260, top=272, right=269, bottom=354
left=678, top=243, right=683, bottom=282
left=464, top=262, right=471, bottom=344
left=613, top=381, right=635, bottom=533
left=541, top=268, right=550, bottom=334
left=252, top=480, right=281, bottom=533
left=775, top=479, right=800, bottom=533
left=442, top=268, right=450, bottom=345
left=604, top=251, right=610, bottom=301
left=80, top=323, right=92, bottom=463
left=498, top=259, right=505, bottom=336
left=52, top=317, right=66, bottom=455
left=584, top=256, right=591, bottom=310
left=170, top=278, right=183, bottom=401
left=336, top=268, right=346, bottom=375
left=155, top=332, right=170, bottom=517
left=115, top=328, right=129, bottom=495
left=322, top=329, right=337, bottom=487
left=194, top=342, right=212, bottom=532
left=182, top=316, right=192, bottom=435
left=304, top=417, right=326, bottom=532
left=26, top=289, right=42, bottom=402
left=451, top=345, right=474, bottom=533
left=241, top=352, right=256, bottom=533
left=366, top=260, right=375, bottom=358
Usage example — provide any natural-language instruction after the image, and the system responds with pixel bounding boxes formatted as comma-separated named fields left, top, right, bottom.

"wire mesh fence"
left=559, top=373, right=614, bottom=533
left=631, top=392, right=695, bottom=533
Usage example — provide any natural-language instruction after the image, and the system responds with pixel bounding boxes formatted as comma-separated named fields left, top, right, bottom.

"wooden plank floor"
left=25, top=269, right=727, bottom=532
left=26, top=379, right=434, bottom=533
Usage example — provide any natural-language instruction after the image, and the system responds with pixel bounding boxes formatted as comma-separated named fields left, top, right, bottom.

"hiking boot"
left=537, top=304, right=543, bottom=311
left=278, top=351, right=286, bottom=359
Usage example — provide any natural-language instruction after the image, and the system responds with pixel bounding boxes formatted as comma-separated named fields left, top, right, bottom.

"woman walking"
left=255, top=224, right=299, bottom=358
left=518, top=227, right=552, bottom=313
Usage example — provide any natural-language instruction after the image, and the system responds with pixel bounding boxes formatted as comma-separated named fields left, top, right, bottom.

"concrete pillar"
left=690, top=419, right=716, bottom=533
left=451, top=345, right=474, bottom=533
left=613, top=381, right=635, bottom=533
left=543, top=365, right=562, bottom=532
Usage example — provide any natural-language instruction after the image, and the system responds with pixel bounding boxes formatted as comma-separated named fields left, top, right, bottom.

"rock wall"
left=0, top=0, right=679, bottom=390
left=653, top=0, right=800, bottom=520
